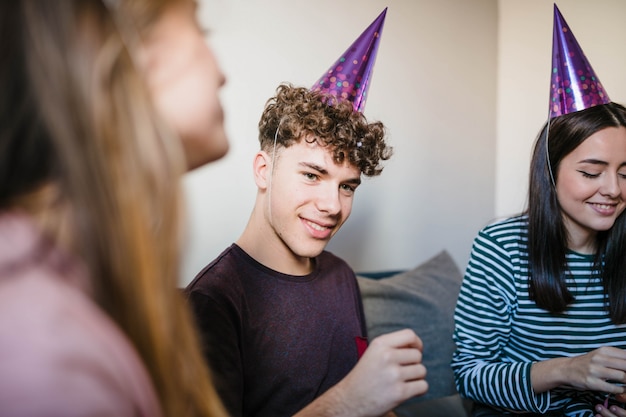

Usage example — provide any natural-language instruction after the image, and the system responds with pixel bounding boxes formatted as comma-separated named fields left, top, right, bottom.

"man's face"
left=266, top=139, right=361, bottom=261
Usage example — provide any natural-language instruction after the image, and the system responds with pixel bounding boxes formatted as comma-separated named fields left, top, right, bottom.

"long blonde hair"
left=1, top=1, right=226, bottom=416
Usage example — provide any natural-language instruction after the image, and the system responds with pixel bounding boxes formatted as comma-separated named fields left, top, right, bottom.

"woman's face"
left=556, top=126, right=626, bottom=253
left=141, top=0, right=228, bottom=170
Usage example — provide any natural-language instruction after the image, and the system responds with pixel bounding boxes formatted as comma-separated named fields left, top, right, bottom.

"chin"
left=589, top=220, right=618, bottom=233
left=294, top=243, right=328, bottom=259
left=186, top=141, right=230, bottom=171
left=214, top=141, right=230, bottom=160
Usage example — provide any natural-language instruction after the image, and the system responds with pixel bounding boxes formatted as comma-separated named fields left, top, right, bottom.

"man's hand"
left=296, top=328, right=428, bottom=417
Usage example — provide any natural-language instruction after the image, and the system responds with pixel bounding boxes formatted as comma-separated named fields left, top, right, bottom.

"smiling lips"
left=589, top=202, right=619, bottom=215
left=303, top=218, right=334, bottom=239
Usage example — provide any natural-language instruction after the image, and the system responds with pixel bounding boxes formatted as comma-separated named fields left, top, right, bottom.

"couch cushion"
left=393, top=394, right=472, bottom=417
left=356, top=250, right=463, bottom=404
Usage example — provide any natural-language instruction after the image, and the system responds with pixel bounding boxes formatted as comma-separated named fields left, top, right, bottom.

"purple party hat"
left=549, top=4, right=610, bottom=119
left=311, top=8, right=387, bottom=113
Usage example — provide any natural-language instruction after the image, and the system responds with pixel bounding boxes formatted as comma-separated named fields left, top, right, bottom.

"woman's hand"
left=594, top=398, right=626, bottom=417
left=532, top=347, right=626, bottom=394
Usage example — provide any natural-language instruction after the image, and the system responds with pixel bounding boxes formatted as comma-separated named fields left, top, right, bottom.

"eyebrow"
left=578, top=159, right=626, bottom=168
left=299, top=162, right=362, bottom=186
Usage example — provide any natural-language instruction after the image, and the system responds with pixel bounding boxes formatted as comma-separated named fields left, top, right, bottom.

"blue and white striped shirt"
left=452, top=215, right=626, bottom=416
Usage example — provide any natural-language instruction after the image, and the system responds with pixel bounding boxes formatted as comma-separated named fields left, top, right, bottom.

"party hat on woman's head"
left=311, top=8, right=387, bottom=113
left=549, top=3, right=610, bottom=119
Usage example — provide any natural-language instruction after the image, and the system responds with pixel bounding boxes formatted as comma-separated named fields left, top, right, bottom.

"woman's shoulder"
left=479, top=214, right=528, bottom=242
left=469, top=215, right=529, bottom=265
left=0, top=215, right=161, bottom=417
left=0, top=271, right=161, bottom=417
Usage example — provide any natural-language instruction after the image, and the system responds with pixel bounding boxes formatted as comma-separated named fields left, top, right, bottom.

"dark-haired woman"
left=452, top=102, right=626, bottom=417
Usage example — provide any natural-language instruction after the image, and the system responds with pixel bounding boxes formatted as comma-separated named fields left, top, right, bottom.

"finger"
left=398, top=363, right=427, bottom=382
left=393, top=346, right=423, bottom=366
left=401, top=378, right=429, bottom=399
left=603, top=360, right=626, bottom=378
left=379, top=362, right=426, bottom=386
left=390, top=328, right=424, bottom=350
left=611, top=405, right=626, bottom=417
left=372, top=329, right=422, bottom=350
left=601, top=347, right=626, bottom=361
left=596, top=403, right=617, bottom=417
left=596, top=381, right=626, bottom=395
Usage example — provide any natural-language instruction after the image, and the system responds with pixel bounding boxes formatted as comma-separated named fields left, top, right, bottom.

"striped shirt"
left=452, top=215, right=626, bottom=417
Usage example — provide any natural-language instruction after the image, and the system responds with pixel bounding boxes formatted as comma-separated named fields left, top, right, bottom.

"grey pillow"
left=356, top=250, right=463, bottom=403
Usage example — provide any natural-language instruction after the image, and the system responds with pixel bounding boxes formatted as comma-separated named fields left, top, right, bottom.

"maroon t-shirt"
left=185, top=244, right=367, bottom=417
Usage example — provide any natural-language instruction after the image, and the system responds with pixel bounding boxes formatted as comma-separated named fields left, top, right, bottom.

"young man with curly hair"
left=185, top=84, right=428, bottom=417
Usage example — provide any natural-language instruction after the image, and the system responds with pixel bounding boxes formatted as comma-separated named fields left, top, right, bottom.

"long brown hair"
left=527, top=102, right=626, bottom=322
left=1, top=1, right=226, bottom=416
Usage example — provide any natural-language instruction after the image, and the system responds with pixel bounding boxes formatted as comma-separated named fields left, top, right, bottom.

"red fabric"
left=355, top=336, right=368, bottom=358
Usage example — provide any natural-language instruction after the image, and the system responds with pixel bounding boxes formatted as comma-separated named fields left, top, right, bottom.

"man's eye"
left=340, top=184, right=356, bottom=193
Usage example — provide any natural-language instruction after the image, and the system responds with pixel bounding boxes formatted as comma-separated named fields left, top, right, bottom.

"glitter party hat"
left=549, top=4, right=610, bottom=119
left=311, top=8, right=387, bottom=113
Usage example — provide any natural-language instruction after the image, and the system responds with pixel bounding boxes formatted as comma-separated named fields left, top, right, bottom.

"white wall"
left=496, top=0, right=626, bottom=218
left=180, top=0, right=498, bottom=285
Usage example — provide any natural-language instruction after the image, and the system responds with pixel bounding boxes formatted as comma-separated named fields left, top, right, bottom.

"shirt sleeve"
left=451, top=230, right=550, bottom=413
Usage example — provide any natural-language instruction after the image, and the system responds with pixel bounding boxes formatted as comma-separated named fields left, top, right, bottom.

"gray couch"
left=356, top=251, right=472, bottom=417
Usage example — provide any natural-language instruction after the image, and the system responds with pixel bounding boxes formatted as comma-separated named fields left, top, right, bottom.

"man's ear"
left=253, top=150, right=271, bottom=190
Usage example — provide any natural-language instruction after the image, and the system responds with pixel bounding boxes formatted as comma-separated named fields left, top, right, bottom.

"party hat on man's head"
left=549, top=3, right=610, bottom=119
left=311, top=8, right=387, bottom=113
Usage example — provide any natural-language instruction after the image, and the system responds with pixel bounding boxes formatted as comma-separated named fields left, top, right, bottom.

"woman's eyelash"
left=577, top=170, right=599, bottom=178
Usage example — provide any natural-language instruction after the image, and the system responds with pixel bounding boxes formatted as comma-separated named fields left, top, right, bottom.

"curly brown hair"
left=258, top=83, right=392, bottom=177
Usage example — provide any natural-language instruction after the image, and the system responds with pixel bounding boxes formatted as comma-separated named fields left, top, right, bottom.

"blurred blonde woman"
left=0, top=1, right=228, bottom=416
